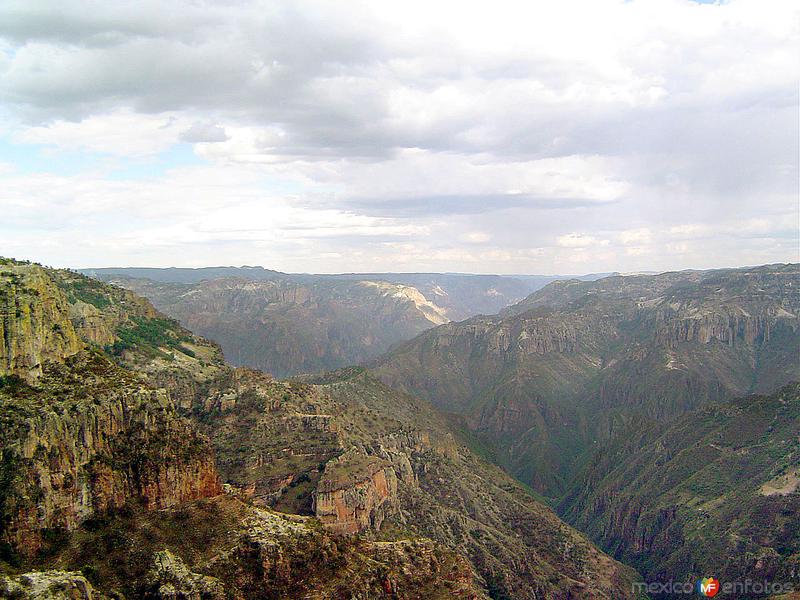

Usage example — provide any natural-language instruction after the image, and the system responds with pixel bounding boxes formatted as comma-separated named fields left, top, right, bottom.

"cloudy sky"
left=0, top=0, right=797, bottom=274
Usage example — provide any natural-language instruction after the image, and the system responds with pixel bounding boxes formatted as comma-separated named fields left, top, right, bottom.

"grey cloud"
left=0, top=0, right=797, bottom=274
left=1, top=0, right=796, bottom=185
left=180, top=121, right=229, bottom=143
left=322, top=194, right=616, bottom=218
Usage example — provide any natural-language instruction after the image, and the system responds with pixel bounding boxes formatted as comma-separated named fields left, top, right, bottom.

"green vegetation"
left=57, top=276, right=112, bottom=309
left=559, top=383, right=800, bottom=598
left=108, top=316, right=196, bottom=359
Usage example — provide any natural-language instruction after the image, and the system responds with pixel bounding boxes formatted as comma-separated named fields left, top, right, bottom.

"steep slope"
left=559, top=383, right=800, bottom=599
left=0, top=259, right=223, bottom=559
left=1, top=257, right=641, bottom=599
left=372, top=264, right=800, bottom=497
left=90, top=274, right=449, bottom=378
left=184, top=365, right=641, bottom=599
left=0, top=260, right=488, bottom=599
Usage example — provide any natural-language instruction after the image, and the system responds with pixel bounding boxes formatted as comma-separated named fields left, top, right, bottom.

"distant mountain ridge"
left=83, top=266, right=610, bottom=377
left=371, top=263, right=800, bottom=497
left=83, top=266, right=614, bottom=319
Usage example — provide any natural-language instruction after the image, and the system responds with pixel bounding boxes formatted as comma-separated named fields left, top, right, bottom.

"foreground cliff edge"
left=0, top=257, right=640, bottom=599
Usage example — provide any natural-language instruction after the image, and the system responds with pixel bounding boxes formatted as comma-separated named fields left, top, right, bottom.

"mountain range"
left=2, top=257, right=797, bottom=599
left=372, top=264, right=800, bottom=498
left=0, top=257, right=639, bottom=599
left=83, top=267, right=609, bottom=378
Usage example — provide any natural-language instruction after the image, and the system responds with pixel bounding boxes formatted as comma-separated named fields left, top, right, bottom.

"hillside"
left=87, top=273, right=451, bottom=378
left=170, top=358, right=641, bottom=598
left=559, top=383, right=800, bottom=599
left=371, top=264, right=800, bottom=497
left=82, top=267, right=608, bottom=377
left=0, top=257, right=641, bottom=599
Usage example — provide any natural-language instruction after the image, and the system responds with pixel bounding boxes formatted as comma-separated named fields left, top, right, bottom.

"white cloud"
left=460, top=231, right=492, bottom=244
left=557, top=233, right=611, bottom=248
left=15, top=110, right=188, bottom=156
left=618, top=228, right=652, bottom=245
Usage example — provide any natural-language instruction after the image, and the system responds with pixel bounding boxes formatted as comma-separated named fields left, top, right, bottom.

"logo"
left=697, top=577, right=720, bottom=597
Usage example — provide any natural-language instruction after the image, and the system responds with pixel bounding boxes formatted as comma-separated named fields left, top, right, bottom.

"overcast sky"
left=0, top=0, right=797, bottom=274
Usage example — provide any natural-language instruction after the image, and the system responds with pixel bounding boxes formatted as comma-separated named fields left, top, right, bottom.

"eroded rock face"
left=314, top=454, right=399, bottom=534
left=652, top=304, right=789, bottom=348
left=0, top=262, right=83, bottom=382
left=1, top=351, right=222, bottom=557
left=0, top=571, right=107, bottom=600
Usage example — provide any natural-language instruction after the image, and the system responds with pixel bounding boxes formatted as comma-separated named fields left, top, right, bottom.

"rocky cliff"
left=373, top=264, right=800, bottom=497
left=559, top=383, right=800, bottom=598
left=0, top=349, right=222, bottom=558
left=0, top=570, right=108, bottom=599
left=1, top=259, right=83, bottom=382
left=0, top=259, right=223, bottom=558
left=314, top=452, right=399, bottom=534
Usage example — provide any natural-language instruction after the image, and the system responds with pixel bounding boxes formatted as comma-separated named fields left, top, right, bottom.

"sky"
left=0, top=0, right=798, bottom=275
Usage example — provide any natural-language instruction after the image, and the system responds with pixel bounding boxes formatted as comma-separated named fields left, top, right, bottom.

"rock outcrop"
left=0, top=261, right=83, bottom=382
left=314, top=453, right=399, bottom=534
left=0, top=351, right=222, bottom=557
left=0, top=570, right=108, bottom=600
left=144, top=550, right=225, bottom=600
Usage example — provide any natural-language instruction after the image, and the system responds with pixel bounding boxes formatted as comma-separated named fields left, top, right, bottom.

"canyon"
left=0, top=257, right=640, bottom=599
left=372, top=264, right=800, bottom=498
left=84, top=267, right=608, bottom=378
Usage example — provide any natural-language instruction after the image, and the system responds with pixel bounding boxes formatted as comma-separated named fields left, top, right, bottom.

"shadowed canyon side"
left=0, top=257, right=641, bottom=599
left=371, top=264, right=800, bottom=497
left=559, top=383, right=800, bottom=597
